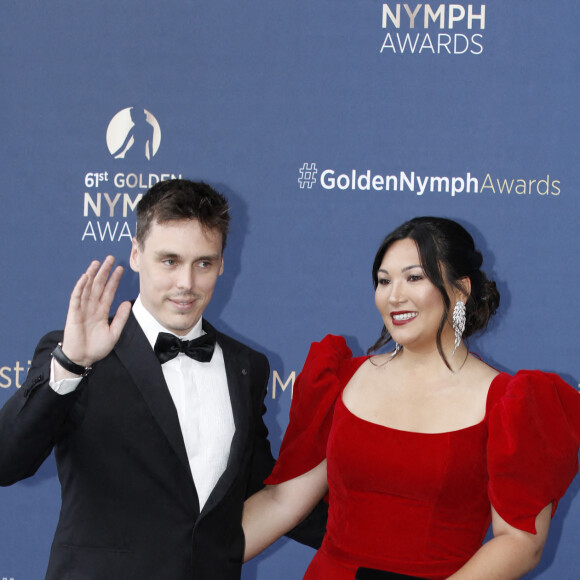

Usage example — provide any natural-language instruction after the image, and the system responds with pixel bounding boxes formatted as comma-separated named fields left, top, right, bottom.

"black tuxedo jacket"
left=0, top=313, right=278, bottom=579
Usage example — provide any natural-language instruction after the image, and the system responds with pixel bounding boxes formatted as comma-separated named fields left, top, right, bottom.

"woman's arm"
left=243, top=460, right=328, bottom=561
left=446, top=503, right=551, bottom=580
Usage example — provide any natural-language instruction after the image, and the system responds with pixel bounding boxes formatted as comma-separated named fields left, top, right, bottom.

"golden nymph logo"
left=82, top=172, right=182, bottom=243
left=380, top=3, right=486, bottom=55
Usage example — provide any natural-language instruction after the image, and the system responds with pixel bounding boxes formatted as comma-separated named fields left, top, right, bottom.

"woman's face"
left=375, top=238, right=451, bottom=352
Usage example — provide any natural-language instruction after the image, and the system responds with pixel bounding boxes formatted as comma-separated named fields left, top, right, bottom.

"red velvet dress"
left=266, top=336, right=580, bottom=580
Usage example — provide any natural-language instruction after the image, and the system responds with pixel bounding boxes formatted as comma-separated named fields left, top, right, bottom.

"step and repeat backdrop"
left=1, top=2, right=578, bottom=579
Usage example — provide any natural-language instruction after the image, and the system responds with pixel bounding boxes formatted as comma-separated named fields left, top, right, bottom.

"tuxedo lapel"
left=112, top=315, right=252, bottom=518
left=114, top=313, right=193, bottom=484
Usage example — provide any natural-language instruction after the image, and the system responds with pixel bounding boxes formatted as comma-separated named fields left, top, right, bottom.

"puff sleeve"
left=487, top=370, right=580, bottom=534
left=265, top=335, right=366, bottom=485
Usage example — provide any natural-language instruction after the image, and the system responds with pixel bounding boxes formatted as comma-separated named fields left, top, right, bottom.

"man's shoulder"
left=204, top=320, right=267, bottom=361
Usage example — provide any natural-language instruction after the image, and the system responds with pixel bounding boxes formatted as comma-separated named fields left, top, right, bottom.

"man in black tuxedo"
left=0, top=180, right=319, bottom=579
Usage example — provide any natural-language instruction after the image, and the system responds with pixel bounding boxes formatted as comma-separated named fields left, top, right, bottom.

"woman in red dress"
left=243, top=217, right=580, bottom=579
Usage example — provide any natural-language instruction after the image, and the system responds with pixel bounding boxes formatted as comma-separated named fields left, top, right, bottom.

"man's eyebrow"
left=154, top=250, right=222, bottom=261
left=154, top=250, right=181, bottom=259
left=195, top=253, right=221, bottom=261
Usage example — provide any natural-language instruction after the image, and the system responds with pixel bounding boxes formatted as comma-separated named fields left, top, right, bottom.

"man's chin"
left=164, top=316, right=201, bottom=336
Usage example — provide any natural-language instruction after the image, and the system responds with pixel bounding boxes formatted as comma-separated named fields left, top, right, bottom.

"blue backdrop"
left=1, top=2, right=578, bottom=578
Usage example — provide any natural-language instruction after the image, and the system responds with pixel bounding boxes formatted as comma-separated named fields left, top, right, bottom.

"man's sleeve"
left=0, top=330, right=79, bottom=486
left=247, top=351, right=328, bottom=550
left=245, top=351, right=276, bottom=497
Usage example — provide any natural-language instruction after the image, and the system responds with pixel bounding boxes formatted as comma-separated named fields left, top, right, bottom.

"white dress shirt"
left=50, top=296, right=235, bottom=510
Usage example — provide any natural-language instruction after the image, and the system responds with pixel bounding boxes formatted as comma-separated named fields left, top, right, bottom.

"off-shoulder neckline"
left=338, top=371, right=510, bottom=436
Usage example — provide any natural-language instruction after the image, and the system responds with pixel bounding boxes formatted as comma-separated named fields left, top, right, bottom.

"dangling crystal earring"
left=391, top=342, right=402, bottom=359
left=452, top=301, right=466, bottom=356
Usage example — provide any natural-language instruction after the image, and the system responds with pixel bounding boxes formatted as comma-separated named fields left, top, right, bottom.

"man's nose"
left=176, top=267, right=195, bottom=290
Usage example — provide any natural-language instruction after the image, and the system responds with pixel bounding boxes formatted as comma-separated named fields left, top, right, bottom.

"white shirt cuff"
left=49, top=357, right=82, bottom=395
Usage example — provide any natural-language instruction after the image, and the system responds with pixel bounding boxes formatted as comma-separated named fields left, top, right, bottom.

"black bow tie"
left=154, top=332, right=216, bottom=364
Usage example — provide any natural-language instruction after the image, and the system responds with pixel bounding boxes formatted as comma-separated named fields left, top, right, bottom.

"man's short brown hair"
left=135, top=179, right=230, bottom=251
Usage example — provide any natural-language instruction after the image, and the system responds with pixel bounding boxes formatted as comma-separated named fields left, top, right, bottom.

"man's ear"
left=129, top=238, right=140, bottom=273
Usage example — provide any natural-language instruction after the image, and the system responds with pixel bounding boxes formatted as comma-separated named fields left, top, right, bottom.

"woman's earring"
left=392, top=342, right=402, bottom=358
left=452, top=301, right=466, bottom=356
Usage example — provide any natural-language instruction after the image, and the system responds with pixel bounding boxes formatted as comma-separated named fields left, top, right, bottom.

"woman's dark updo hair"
left=369, top=217, right=500, bottom=368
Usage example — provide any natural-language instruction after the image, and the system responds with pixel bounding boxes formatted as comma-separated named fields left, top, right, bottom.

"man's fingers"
left=69, top=261, right=99, bottom=309
left=88, top=256, right=117, bottom=301
left=69, top=257, right=122, bottom=317
left=109, top=301, right=132, bottom=341
left=70, top=272, right=88, bottom=306
left=100, top=265, right=125, bottom=307
left=77, top=260, right=102, bottom=304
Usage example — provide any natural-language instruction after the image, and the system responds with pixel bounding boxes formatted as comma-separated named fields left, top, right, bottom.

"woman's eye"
left=378, top=278, right=390, bottom=285
left=408, top=274, right=423, bottom=282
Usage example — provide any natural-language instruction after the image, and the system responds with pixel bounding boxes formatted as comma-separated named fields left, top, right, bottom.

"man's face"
left=130, top=219, right=224, bottom=336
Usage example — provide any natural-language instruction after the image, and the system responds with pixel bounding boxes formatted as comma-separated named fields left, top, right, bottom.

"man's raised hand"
left=56, top=256, right=132, bottom=378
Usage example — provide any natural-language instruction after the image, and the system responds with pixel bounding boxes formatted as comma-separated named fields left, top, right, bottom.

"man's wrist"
left=51, top=343, right=92, bottom=377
